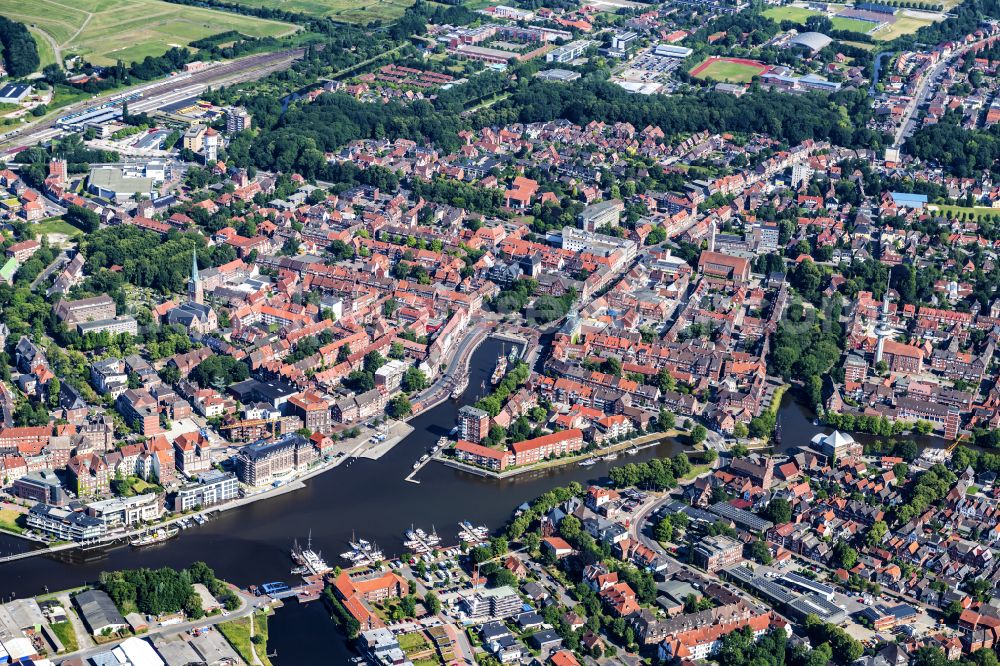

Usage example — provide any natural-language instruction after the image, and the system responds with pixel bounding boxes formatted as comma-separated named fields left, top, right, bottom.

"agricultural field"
left=0, top=0, right=297, bottom=68
left=691, top=57, right=769, bottom=83
left=216, top=0, right=417, bottom=23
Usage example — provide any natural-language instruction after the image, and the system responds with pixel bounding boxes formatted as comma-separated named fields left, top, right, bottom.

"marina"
left=402, top=525, right=442, bottom=554
left=0, top=342, right=935, bottom=663
left=291, top=532, right=331, bottom=576
left=404, top=436, right=448, bottom=483
left=339, top=534, right=384, bottom=566
left=457, top=521, right=489, bottom=546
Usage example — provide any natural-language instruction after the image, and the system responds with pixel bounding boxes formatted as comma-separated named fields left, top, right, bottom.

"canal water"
left=0, top=338, right=947, bottom=659
left=0, top=337, right=686, bottom=599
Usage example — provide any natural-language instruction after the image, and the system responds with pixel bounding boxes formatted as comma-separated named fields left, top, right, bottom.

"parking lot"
left=612, top=50, right=683, bottom=94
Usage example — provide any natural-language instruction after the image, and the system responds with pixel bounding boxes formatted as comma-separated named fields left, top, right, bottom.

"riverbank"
left=437, top=428, right=686, bottom=479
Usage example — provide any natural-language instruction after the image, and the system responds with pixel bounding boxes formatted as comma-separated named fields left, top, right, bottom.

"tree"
left=762, top=498, right=792, bottom=525
left=731, top=443, right=749, bottom=458
left=832, top=541, right=858, bottom=570
left=733, top=422, right=749, bottom=439
left=65, top=205, right=101, bottom=233
left=690, top=424, right=707, bottom=445
left=492, top=569, right=518, bottom=588
left=47, top=378, right=61, bottom=409
left=401, top=367, right=428, bottom=393
left=387, top=395, right=412, bottom=418
left=748, top=539, right=772, bottom=564
left=424, top=591, right=441, bottom=615
left=655, top=516, right=674, bottom=543
left=363, top=351, right=386, bottom=374
left=865, top=520, right=888, bottom=548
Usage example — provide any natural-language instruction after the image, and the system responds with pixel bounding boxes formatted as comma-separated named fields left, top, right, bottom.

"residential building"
left=234, top=434, right=317, bottom=487
left=174, top=470, right=240, bottom=512
left=27, top=504, right=106, bottom=542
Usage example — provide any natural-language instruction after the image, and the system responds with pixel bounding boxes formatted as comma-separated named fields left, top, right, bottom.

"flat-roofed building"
left=12, top=470, right=67, bottom=505
left=457, top=405, right=490, bottom=443
left=174, top=470, right=239, bottom=512
left=85, top=493, right=163, bottom=527
left=88, top=167, right=157, bottom=201
left=694, top=534, right=743, bottom=572
left=578, top=200, right=625, bottom=232
left=27, top=504, right=106, bottom=541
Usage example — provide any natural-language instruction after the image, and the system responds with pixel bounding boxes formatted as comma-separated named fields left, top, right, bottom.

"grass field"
left=50, top=621, right=79, bottom=653
left=831, top=16, right=877, bottom=33
left=0, top=508, right=26, bottom=534
left=218, top=611, right=272, bottom=666
left=34, top=217, right=84, bottom=239
left=763, top=6, right=822, bottom=23
left=928, top=204, right=1000, bottom=221
left=28, top=27, right=58, bottom=69
left=872, top=15, right=935, bottom=41
left=218, top=0, right=416, bottom=23
left=691, top=58, right=768, bottom=83
left=0, top=0, right=297, bottom=68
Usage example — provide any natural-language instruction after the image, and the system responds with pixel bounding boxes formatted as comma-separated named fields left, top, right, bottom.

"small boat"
left=579, top=458, right=597, bottom=467
left=130, top=527, right=180, bottom=548
left=450, top=388, right=461, bottom=400
left=413, top=460, right=422, bottom=470
left=508, top=346, right=519, bottom=363
left=628, top=447, right=640, bottom=455
left=604, top=453, right=618, bottom=461
left=419, top=454, right=429, bottom=463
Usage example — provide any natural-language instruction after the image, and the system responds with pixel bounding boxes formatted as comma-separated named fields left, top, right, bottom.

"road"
left=411, top=322, right=492, bottom=412
left=54, top=586, right=261, bottom=664
left=30, top=252, right=69, bottom=290
left=0, top=48, right=304, bottom=152
left=892, top=35, right=998, bottom=148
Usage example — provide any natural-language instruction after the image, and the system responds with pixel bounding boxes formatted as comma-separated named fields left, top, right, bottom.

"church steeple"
left=189, top=249, right=203, bottom=305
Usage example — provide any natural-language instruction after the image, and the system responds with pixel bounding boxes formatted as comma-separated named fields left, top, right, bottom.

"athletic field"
left=690, top=57, right=770, bottom=83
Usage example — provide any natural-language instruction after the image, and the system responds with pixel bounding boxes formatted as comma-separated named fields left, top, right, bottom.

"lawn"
left=29, top=27, right=58, bottom=69
left=681, top=463, right=712, bottom=481
left=34, top=217, right=84, bottom=238
left=50, top=621, right=79, bottom=653
left=872, top=15, right=935, bottom=41
left=0, top=0, right=297, bottom=68
left=0, top=508, right=26, bottom=534
left=691, top=59, right=768, bottom=83
left=218, top=611, right=272, bottom=666
left=763, top=6, right=822, bottom=23
left=399, top=632, right=431, bottom=654
left=218, top=0, right=416, bottom=22
left=927, top=204, right=1000, bottom=221
left=831, top=16, right=877, bottom=33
